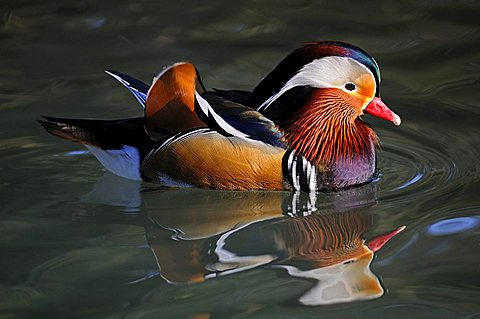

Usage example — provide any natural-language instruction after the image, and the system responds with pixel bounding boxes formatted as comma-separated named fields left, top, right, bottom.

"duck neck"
left=273, top=90, right=378, bottom=190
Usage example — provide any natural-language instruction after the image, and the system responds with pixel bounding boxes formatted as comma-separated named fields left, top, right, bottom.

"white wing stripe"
left=195, top=92, right=250, bottom=139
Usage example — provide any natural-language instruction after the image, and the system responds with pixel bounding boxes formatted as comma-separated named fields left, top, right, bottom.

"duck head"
left=250, top=41, right=400, bottom=167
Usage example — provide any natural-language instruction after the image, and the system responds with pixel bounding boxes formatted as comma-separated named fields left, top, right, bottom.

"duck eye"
left=345, top=83, right=356, bottom=91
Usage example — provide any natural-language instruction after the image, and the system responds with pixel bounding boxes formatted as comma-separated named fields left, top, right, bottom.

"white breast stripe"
left=286, top=150, right=319, bottom=192
left=287, top=149, right=295, bottom=173
left=309, top=162, right=317, bottom=192
left=307, top=190, right=317, bottom=213
left=290, top=152, right=300, bottom=191
left=305, top=157, right=311, bottom=190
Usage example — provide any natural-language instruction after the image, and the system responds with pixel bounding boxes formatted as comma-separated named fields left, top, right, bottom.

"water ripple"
left=376, top=127, right=475, bottom=205
left=395, top=172, right=424, bottom=190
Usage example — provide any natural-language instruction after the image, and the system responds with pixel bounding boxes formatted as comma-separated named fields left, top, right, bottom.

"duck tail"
left=38, top=116, right=152, bottom=148
left=38, top=116, right=98, bottom=146
left=38, top=116, right=159, bottom=180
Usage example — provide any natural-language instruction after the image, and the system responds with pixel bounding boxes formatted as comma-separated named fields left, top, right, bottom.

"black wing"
left=194, top=92, right=285, bottom=148
left=105, top=70, right=150, bottom=108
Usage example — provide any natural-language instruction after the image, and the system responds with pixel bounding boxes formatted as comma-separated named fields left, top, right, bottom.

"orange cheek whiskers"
left=279, top=89, right=377, bottom=167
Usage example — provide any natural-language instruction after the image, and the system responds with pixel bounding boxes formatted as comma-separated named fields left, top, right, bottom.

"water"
left=1, top=1, right=479, bottom=318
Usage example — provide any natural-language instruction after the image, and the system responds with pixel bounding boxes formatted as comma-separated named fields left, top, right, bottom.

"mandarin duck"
left=39, top=41, right=401, bottom=191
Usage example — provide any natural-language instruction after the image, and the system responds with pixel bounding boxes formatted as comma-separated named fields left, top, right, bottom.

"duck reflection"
left=140, top=181, right=405, bottom=306
left=269, top=216, right=404, bottom=305
left=71, top=173, right=405, bottom=306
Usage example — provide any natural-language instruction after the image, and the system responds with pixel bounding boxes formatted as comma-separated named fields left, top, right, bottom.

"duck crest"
left=248, top=41, right=381, bottom=108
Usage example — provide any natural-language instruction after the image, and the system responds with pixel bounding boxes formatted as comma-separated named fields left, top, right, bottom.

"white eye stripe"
left=257, top=56, right=376, bottom=111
